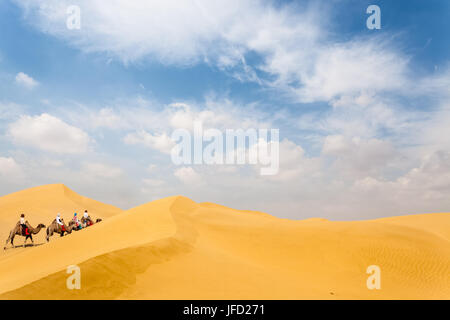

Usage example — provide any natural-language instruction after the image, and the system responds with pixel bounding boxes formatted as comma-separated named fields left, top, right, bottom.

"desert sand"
left=0, top=184, right=448, bottom=299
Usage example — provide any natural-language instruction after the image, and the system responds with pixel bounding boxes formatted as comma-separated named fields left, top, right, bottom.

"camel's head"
left=96, top=218, right=102, bottom=223
left=38, top=224, right=46, bottom=228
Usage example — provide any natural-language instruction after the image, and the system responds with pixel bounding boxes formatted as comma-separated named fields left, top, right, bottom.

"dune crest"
left=0, top=185, right=449, bottom=299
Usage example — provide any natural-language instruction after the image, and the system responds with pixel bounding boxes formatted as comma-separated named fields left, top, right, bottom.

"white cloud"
left=0, top=101, right=24, bottom=120
left=81, top=162, right=123, bottom=179
left=8, top=113, right=90, bottom=153
left=167, top=99, right=270, bottom=131
left=416, top=66, right=450, bottom=99
left=168, top=103, right=195, bottom=129
left=322, top=135, right=398, bottom=179
left=11, top=1, right=318, bottom=78
left=123, top=130, right=175, bottom=154
left=65, top=97, right=266, bottom=134
left=397, top=151, right=450, bottom=194
left=2, top=98, right=449, bottom=220
left=78, top=103, right=162, bottom=131
left=14, top=0, right=415, bottom=108
left=351, top=151, right=450, bottom=213
left=15, top=72, right=39, bottom=89
left=63, top=97, right=272, bottom=159
left=287, top=40, right=409, bottom=102
left=322, top=135, right=352, bottom=156
left=88, top=108, right=124, bottom=129
left=248, top=138, right=319, bottom=182
left=267, top=140, right=310, bottom=182
left=413, top=102, right=450, bottom=153
left=174, top=167, right=203, bottom=185
left=13, top=0, right=260, bottom=65
left=142, top=178, right=165, bottom=187
left=0, top=157, right=24, bottom=180
left=296, top=90, right=420, bottom=143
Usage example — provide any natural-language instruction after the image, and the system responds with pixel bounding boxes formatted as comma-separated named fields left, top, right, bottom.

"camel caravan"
left=4, top=210, right=102, bottom=250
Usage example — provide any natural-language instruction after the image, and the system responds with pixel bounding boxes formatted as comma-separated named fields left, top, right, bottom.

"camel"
left=4, top=221, right=46, bottom=249
left=69, top=217, right=102, bottom=231
left=46, top=219, right=75, bottom=242
left=81, top=216, right=102, bottom=228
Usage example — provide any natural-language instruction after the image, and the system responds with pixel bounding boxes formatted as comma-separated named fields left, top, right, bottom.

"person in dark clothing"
left=19, top=213, right=28, bottom=235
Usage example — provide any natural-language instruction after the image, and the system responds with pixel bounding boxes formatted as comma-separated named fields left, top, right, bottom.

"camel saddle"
left=21, top=225, right=30, bottom=236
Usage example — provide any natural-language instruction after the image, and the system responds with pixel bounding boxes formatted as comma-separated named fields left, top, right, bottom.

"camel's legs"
left=10, top=234, right=15, bottom=248
left=4, top=232, right=12, bottom=250
left=46, top=228, right=52, bottom=242
left=24, top=235, right=33, bottom=247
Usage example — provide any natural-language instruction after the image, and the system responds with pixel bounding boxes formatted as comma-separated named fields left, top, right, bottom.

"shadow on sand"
left=3, top=242, right=45, bottom=251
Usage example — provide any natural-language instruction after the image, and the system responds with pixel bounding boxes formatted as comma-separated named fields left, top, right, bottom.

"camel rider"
left=73, top=213, right=81, bottom=230
left=19, top=213, right=28, bottom=235
left=83, top=210, right=91, bottom=226
left=56, top=213, right=64, bottom=231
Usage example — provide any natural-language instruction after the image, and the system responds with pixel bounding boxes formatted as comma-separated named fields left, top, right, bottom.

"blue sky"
left=0, top=0, right=449, bottom=220
left=1, top=0, right=447, bottom=107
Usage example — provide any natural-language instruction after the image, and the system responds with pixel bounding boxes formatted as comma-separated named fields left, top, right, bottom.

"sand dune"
left=0, top=185, right=449, bottom=299
left=0, top=184, right=122, bottom=249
